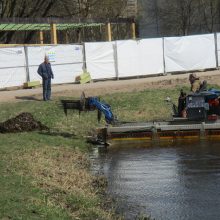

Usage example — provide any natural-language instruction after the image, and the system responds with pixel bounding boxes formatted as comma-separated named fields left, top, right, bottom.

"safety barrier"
left=0, top=33, right=219, bottom=89
left=26, top=45, right=84, bottom=85
left=164, top=34, right=216, bottom=72
left=85, top=33, right=218, bottom=79
left=0, top=47, right=26, bottom=88
left=0, top=44, right=84, bottom=89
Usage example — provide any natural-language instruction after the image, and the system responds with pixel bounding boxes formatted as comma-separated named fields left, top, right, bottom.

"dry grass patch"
left=15, top=146, right=117, bottom=220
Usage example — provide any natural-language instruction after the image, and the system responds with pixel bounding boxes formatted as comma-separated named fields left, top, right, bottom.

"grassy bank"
left=0, top=87, right=189, bottom=219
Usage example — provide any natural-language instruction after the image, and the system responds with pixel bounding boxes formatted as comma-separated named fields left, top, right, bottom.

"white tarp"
left=0, top=67, right=27, bottom=88
left=27, top=45, right=84, bottom=84
left=29, top=64, right=83, bottom=84
left=164, top=34, right=216, bottom=72
left=85, top=42, right=116, bottom=80
left=0, top=47, right=26, bottom=68
left=0, top=47, right=27, bottom=88
left=116, top=39, right=164, bottom=77
left=216, top=33, right=220, bottom=67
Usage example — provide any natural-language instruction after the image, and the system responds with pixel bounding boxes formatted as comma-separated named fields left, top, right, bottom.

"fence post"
left=50, top=23, right=58, bottom=44
left=24, top=46, right=30, bottom=82
left=214, top=33, right=219, bottom=69
left=82, top=42, right=87, bottom=72
left=106, top=22, right=112, bottom=41
left=131, top=22, right=136, bottom=39
left=39, top=31, right=44, bottom=44
left=113, top=41, right=119, bottom=80
left=162, top=37, right=166, bottom=75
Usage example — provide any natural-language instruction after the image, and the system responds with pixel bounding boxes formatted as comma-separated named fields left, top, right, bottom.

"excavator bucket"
left=61, top=100, right=82, bottom=116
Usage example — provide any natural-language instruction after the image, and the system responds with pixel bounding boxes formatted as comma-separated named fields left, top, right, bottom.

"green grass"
left=0, top=99, right=114, bottom=219
left=0, top=86, right=197, bottom=219
left=104, top=86, right=188, bottom=122
left=0, top=136, right=72, bottom=220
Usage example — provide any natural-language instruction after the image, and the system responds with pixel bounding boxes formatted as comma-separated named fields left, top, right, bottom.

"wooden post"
left=106, top=22, right=112, bottom=41
left=50, top=23, right=57, bottom=44
left=65, top=31, right=69, bottom=44
left=39, top=31, right=44, bottom=44
left=77, top=28, right=82, bottom=43
left=131, top=22, right=136, bottom=39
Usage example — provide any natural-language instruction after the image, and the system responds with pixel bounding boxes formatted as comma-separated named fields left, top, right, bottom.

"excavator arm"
left=88, top=97, right=115, bottom=124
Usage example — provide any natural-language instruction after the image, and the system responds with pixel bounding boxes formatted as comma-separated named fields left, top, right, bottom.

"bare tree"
left=158, top=0, right=198, bottom=36
left=0, top=0, right=128, bottom=43
left=198, top=0, right=219, bottom=32
left=59, top=0, right=127, bottom=18
left=138, top=0, right=220, bottom=37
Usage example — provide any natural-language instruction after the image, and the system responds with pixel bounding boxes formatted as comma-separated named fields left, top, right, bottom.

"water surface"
left=90, top=141, right=220, bottom=220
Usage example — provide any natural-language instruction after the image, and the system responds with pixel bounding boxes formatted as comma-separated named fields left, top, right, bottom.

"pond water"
left=90, top=141, right=220, bottom=220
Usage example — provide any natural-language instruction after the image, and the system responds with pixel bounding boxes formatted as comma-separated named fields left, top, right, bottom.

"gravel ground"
left=0, top=69, right=220, bottom=103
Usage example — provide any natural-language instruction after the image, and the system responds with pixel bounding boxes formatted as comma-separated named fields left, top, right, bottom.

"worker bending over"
left=189, top=73, right=201, bottom=93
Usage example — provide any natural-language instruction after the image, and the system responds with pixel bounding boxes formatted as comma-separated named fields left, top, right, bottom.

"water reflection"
left=90, top=141, right=220, bottom=220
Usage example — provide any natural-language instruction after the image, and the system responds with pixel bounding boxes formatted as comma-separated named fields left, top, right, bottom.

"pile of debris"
left=0, top=112, right=49, bottom=133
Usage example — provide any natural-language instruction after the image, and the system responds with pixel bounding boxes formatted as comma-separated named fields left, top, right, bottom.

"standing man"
left=37, top=55, right=54, bottom=101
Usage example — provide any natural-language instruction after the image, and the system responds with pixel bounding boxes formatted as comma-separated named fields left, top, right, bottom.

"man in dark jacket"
left=37, top=55, right=54, bottom=101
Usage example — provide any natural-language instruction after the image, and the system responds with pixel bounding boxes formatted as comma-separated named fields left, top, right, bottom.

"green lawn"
left=0, top=86, right=197, bottom=219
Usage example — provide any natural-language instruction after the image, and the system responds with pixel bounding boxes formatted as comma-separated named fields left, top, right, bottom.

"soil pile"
left=0, top=112, right=49, bottom=133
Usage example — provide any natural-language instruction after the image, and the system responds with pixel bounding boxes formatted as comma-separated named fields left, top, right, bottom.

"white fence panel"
left=164, top=34, right=216, bottom=72
left=0, top=47, right=26, bottom=88
left=0, top=47, right=26, bottom=68
left=52, top=64, right=83, bottom=84
left=117, top=39, right=164, bottom=77
left=27, top=45, right=83, bottom=65
left=27, top=45, right=84, bottom=84
left=0, top=67, right=26, bottom=88
left=29, top=64, right=83, bottom=84
left=85, top=42, right=116, bottom=80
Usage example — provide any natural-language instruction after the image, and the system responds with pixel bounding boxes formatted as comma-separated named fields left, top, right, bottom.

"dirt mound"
left=0, top=112, right=49, bottom=133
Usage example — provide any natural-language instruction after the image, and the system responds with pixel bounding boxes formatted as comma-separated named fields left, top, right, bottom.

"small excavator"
left=167, top=88, right=220, bottom=121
